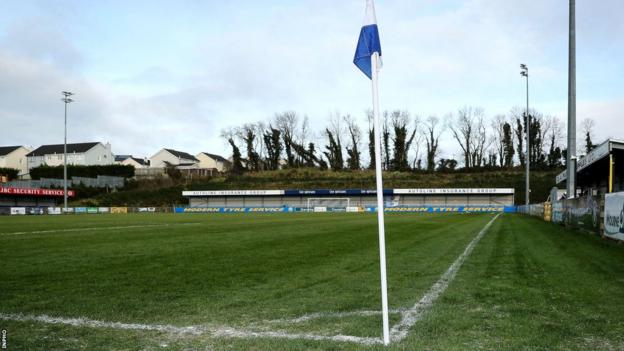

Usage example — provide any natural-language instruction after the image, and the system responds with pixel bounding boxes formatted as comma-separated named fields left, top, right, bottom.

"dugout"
left=182, top=188, right=515, bottom=208
left=0, top=186, right=75, bottom=208
left=555, top=139, right=624, bottom=197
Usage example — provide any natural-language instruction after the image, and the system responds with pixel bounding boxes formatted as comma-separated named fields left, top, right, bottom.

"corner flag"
left=353, top=0, right=390, bottom=345
left=353, top=0, right=382, bottom=79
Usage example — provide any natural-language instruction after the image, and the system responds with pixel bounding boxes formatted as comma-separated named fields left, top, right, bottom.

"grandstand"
left=182, top=188, right=515, bottom=210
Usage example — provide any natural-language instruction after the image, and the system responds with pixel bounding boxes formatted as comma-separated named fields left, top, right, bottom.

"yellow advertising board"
left=111, top=207, right=128, bottom=214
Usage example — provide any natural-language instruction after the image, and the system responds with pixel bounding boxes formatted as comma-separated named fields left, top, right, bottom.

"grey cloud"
left=1, top=17, right=83, bottom=70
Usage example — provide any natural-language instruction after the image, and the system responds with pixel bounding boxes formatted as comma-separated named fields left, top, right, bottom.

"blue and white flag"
left=353, top=0, right=382, bottom=79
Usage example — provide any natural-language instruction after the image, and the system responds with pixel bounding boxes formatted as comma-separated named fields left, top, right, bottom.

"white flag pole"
left=371, top=51, right=390, bottom=345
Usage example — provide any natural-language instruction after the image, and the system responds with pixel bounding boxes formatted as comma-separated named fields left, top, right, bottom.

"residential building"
left=149, top=148, right=199, bottom=168
left=114, top=155, right=132, bottom=163
left=114, top=155, right=149, bottom=168
left=0, top=146, right=31, bottom=176
left=121, top=157, right=150, bottom=169
left=196, top=152, right=231, bottom=172
left=26, top=142, right=114, bottom=171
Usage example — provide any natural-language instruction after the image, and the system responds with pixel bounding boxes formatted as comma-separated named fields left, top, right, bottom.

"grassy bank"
left=72, top=168, right=561, bottom=206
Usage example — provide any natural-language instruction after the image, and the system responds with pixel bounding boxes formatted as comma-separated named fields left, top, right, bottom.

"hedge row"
left=29, top=165, right=135, bottom=180
left=0, top=168, right=19, bottom=180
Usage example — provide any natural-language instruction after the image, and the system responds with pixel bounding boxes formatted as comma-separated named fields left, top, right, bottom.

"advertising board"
left=47, top=207, right=62, bottom=215
left=173, top=206, right=515, bottom=214
left=175, top=207, right=287, bottom=213
left=10, top=207, right=26, bottom=215
left=604, top=192, right=624, bottom=241
left=0, top=186, right=75, bottom=197
left=111, top=207, right=128, bottom=214
left=366, top=206, right=512, bottom=213
left=183, top=188, right=515, bottom=197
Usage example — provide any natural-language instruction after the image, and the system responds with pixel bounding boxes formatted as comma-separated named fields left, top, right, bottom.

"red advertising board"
left=0, top=187, right=75, bottom=197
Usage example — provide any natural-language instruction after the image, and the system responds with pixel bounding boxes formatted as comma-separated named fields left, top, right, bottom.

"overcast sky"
left=1, top=0, right=622, bottom=160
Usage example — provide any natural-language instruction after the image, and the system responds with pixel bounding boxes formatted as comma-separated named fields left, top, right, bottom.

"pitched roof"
left=27, top=142, right=100, bottom=157
left=199, top=152, right=230, bottom=164
left=130, top=157, right=149, bottom=166
left=0, top=146, right=22, bottom=156
left=163, top=148, right=199, bottom=162
left=115, top=155, right=132, bottom=162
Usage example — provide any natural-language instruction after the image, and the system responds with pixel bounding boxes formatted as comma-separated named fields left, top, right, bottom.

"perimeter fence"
left=518, top=191, right=616, bottom=239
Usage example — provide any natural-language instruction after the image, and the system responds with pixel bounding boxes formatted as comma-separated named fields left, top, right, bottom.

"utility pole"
left=566, top=0, right=577, bottom=198
left=61, top=91, right=74, bottom=213
left=520, top=64, right=530, bottom=206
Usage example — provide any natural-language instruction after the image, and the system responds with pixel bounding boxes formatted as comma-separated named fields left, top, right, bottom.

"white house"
left=196, top=152, right=231, bottom=172
left=114, top=155, right=132, bottom=163
left=115, top=155, right=150, bottom=169
left=149, top=148, right=199, bottom=168
left=121, top=157, right=150, bottom=169
left=26, top=142, right=114, bottom=171
left=0, top=146, right=31, bottom=176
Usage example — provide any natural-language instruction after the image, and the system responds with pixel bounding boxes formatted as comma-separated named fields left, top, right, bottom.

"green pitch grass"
left=2, top=213, right=624, bottom=350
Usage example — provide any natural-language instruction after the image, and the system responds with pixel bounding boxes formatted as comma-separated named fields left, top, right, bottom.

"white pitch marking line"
left=389, top=213, right=501, bottom=342
left=266, top=309, right=404, bottom=324
left=0, top=313, right=204, bottom=334
left=0, top=313, right=382, bottom=345
left=0, top=223, right=201, bottom=236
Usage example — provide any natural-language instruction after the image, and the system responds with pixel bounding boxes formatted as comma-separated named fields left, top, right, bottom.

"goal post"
left=306, top=198, right=351, bottom=212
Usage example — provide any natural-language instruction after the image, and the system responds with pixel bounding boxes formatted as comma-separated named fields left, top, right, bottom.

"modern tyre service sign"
left=604, top=192, right=624, bottom=241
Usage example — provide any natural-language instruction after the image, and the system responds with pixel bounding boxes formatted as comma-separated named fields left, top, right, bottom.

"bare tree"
left=298, top=115, right=310, bottom=144
left=219, top=126, right=237, bottom=143
left=254, top=121, right=268, bottom=166
left=491, top=114, right=507, bottom=167
left=388, top=110, right=416, bottom=171
left=448, top=106, right=488, bottom=168
left=327, top=111, right=344, bottom=140
left=274, top=111, right=299, bottom=167
left=581, top=117, right=596, bottom=154
left=410, top=115, right=423, bottom=169
left=470, top=111, right=490, bottom=168
left=548, top=116, right=565, bottom=147
left=322, top=112, right=345, bottom=170
left=344, top=114, right=361, bottom=170
left=449, top=106, right=475, bottom=167
left=423, top=116, right=442, bottom=171
left=366, top=110, right=375, bottom=169
left=382, top=111, right=390, bottom=170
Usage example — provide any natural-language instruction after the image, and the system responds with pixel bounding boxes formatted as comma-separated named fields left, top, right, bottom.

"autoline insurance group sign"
left=604, top=192, right=624, bottom=241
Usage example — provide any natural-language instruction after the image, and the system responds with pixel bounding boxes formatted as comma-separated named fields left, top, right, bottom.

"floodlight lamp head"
left=520, top=64, right=527, bottom=69
left=61, top=91, right=74, bottom=97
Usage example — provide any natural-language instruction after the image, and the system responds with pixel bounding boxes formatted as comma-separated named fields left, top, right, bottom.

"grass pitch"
left=2, top=213, right=624, bottom=350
